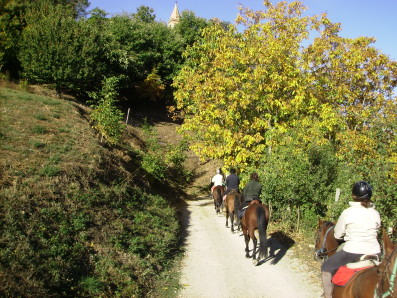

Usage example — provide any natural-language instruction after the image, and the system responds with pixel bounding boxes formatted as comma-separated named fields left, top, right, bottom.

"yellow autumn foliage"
left=173, top=1, right=397, bottom=174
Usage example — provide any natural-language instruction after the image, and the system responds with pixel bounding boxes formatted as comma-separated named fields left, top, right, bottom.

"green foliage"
left=32, top=125, right=49, bottom=134
left=165, top=140, right=189, bottom=174
left=173, top=0, right=397, bottom=233
left=97, top=11, right=185, bottom=106
left=140, top=121, right=189, bottom=181
left=0, top=87, right=182, bottom=296
left=132, top=5, right=156, bottom=23
left=18, top=0, right=106, bottom=96
left=18, top=79, right=28, bottom=90
left=260, top=139, right=336, bottom=227
left=136, top=68, right=165, bottom=102
left=0, top=0, right=29, bottom=76
left=174, top=10, right=209, bottom=47
left=89, top=77, right=126, bottom=145
left=39, top=165, right=61, bottom=176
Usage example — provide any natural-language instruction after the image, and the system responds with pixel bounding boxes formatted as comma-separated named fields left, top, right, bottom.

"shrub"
left=89, top=77, right=126, bottom=145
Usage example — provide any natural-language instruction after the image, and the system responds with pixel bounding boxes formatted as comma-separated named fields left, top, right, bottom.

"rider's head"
left=216, top=168, right=222, bottom=174
left=229, top=168, right=236, bottom=174
left=250, top=172, right=259, bottom=181
left=352, top=181, right=372, bottom=203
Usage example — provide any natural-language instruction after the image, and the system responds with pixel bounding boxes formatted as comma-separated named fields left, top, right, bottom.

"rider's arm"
left=334, top=210, right=347, bottom=240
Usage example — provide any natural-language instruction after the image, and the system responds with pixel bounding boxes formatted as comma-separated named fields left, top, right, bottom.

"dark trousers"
left=238, top=200, right=254, bottom=218
left=321, top=250, right=363, bottom=274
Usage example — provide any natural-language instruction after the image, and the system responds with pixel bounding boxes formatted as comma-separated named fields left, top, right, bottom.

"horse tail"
left=256, top=205, right=268, bottom=259
left=215, top=187, right=222, bottom=213
left=217, top=187, right=223, bottom=204
left=216, top=187, right=221, bottom=200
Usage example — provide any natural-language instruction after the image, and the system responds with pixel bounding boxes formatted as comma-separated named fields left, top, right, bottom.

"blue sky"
left=88, top=0, right=397, bottom=61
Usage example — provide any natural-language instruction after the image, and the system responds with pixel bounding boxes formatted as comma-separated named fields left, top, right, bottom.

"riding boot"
left=321, top=271, right=333, bottom=298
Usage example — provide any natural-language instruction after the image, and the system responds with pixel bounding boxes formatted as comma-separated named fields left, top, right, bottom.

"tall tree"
left=18, top=1, right=106, bottom=96
left=172, top=0, right=397, bottom=171
left=0, top=0, right=28, bottom=76
left=132, top=5, right=155, bottom=23
left=101, top=13, right=184, bottom=105
left=174, top=10, right=209, bottom=47
left=0, top=0, right=90, bottom=77
left=173, top=1, right=315, bottom=168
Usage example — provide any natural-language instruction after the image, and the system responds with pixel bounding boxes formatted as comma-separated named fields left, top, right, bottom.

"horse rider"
left=238, top=172, right=262, bottom=219
left=223, top=168, right=240, bottom=197
left=210, top=168, right=225, bottom=194
left=321, top=181, right=381, bottom=298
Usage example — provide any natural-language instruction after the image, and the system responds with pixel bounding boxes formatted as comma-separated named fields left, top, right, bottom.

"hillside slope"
left=0, top=86, right=183, bottom=296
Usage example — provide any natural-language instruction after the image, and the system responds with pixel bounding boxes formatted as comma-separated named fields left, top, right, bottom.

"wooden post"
left=335, top=188, right=341, bottom=202
left=125, top=108, right=130, bottom=124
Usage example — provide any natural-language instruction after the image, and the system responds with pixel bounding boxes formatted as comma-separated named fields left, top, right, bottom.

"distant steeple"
left=168, top=2, right=180, bottom=28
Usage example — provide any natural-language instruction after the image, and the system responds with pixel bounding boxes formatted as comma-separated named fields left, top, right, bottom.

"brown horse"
left=241, top=202, right=270, bottom=265
left=212, top=185, right=224, bottom=215
left=332, top=230, right=397, bottom=298
left=224, top=190, right=243, bottom=233
left=314, top=219, right=340, bottom=261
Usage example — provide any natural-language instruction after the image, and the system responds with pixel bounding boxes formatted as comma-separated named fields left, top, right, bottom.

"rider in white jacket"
left=321, top=181, right=381, bottom=298
left=210, top=168, right=224, bottom=193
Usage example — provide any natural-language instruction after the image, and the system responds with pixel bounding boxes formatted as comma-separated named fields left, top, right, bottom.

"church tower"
left=168, top=2, right=180, bottom=28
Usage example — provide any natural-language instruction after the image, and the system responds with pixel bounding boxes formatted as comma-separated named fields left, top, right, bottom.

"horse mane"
left=322, top=221, right=335, bottom=228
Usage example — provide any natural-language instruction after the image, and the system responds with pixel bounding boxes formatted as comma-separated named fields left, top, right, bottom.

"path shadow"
left=257, top=231, right=295, bottom=265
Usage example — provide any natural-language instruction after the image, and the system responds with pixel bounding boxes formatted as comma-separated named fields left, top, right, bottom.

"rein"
left=376, top=247, right=397, bottom=298
left=316, top=225, right=338, bottom=259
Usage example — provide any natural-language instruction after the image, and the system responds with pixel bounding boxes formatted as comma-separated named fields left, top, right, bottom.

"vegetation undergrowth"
left=0, top=86, right=189, bottom=296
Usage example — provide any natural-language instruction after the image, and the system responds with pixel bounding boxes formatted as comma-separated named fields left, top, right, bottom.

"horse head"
left=314, top=219, right=338, bottom=261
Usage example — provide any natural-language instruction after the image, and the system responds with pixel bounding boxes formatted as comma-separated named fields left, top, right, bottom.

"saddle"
left=249, top=199, right=261, bottom=205
left=332, top=255, right=380, bottom=286
left=238, top=199, right=261, bottom=218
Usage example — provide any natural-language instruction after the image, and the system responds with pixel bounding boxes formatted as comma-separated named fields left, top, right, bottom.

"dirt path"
left=152, top=121, right=323, bottom=298
left=177, top=197, right=323, bottom=298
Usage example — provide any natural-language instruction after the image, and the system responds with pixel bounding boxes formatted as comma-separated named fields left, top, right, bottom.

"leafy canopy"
left=173, top=1, right=397, bottom=173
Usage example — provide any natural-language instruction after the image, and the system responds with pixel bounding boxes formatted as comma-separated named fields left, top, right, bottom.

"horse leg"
left=244, top=232, right=250, bottom=258
left=251, top=229, right=258, bottom=265
left=225, top=210, right=229, bottom=228
left=230, top=212, right=235, bottom=233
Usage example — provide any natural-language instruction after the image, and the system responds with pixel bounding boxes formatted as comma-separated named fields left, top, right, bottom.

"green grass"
left=0, top=86, right=183, bottom=297
left=34, top=114, right=48, bottom=121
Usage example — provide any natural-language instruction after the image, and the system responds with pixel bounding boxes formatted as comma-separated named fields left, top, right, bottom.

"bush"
left=140, top=121, right=189, bottom=182
left=90, top=77, right=126, bottom=145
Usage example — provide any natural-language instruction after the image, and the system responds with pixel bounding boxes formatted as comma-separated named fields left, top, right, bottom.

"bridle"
left=315, top=224, right=339, bottom=259
left=376, top=246, right=397, bottom=298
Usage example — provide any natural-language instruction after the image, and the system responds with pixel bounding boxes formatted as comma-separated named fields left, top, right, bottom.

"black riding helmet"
left=352, top=181, right=372, bottom=200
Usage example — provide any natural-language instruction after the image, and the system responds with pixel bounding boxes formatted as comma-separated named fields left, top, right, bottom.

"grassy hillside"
left=0, top=86, right=186, bottom=296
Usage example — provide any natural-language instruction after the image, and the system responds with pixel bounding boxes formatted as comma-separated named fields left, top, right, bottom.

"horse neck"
left=378, top=246, right=397, bottom=296
left=321, top=222, right=338, bottom=255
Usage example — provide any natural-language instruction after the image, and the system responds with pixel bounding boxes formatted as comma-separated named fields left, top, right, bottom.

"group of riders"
left=210, top=167, right=263, bottom=219
left=210, top=168, right=383, bottom=298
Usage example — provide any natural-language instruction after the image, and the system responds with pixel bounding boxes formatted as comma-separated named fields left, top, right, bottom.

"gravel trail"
left=177, top=198, right=323, bottom=298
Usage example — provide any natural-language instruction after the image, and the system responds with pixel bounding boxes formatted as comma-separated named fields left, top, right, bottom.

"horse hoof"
left=252, top=259, right=258, bottom=266
left=245, top=255, right=250, bottom=259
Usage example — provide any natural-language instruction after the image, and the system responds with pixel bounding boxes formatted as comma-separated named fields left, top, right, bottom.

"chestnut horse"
left=212, top=185, right=224, bottom=215
left=314, top=219, right=340, bottom=261
left=332, top=230, right=397, bottom=298
left=224, top=190, right=243, bottom=233
left=241, top=202, right=270, bottom=265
